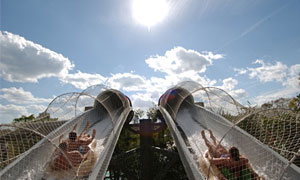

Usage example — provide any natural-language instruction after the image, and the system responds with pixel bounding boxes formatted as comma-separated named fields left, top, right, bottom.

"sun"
left=132, top=0, right=169, bottom=29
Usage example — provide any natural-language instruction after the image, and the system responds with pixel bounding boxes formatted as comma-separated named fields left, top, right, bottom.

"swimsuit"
left=221, top=154, right=230, bottom=158
left=221, top=167, right=252, bottom=180
left=79, top=146, right=85, bottom=154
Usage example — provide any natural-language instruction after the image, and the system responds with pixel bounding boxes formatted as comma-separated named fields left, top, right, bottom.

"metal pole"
left=140, top=119, right=153, bottom=180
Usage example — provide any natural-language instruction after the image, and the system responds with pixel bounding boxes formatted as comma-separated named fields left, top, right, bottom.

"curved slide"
left=0, top=89, right=133, bottom=180
left=159, top=84, right=300, bottom=180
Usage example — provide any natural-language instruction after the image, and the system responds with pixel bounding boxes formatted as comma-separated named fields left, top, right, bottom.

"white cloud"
left=289, top=64, right=300, bottom=77
left=0, top=31, right=74, bottom=83
left=0, top=104, right=47, bottom=123
left=28, top=104, right=47, bottom=113
left=145, top=71, right=217, bottom=98
left=107, top=73, right=150, bottom=91
left=166, top=71, right=217, bottom=88
left=221, top=78, right=238, bottom=91
left=235, top=61, right=300, bottom=105
left=0, top=104, right=29, bottom=123
left=247, top=60, right=288, bottom=83
left=219, top=77, right=248, bottom=100
left=251, top=87, right=297, bottom=106
left=122, top=55, right=222, bottom=110
left=140, top=73, right=217, bottom=105
left=0, top=87, right=50, bottom=123
left=283, top=64, right=300, bottom=88
left=230, top=89, right=248, bottom=100
left=149, top=77, right=173, bottom=91
left=145, top=46, right=223, bottom=75
left=235, top=60, right=299, bottom=88
left=131, top=93, right=156, bottom=110
left=127, top=73, right=220, bottom=111
left=60, top=71, right=107, bottom=90
left=0, top=87, right=52, bottom=104
left=0, top=32, right=220, bottom=119
left=139, top=47, right=222, bottom=106
left=234, top=68, right=247, bottom=75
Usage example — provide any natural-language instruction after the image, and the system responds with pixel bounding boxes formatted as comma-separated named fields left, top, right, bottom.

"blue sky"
left=1, top=0, right=300, bottom=123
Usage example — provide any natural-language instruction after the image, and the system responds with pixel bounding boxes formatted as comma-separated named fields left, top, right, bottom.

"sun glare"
left=132, top=0, right=169, bottom=29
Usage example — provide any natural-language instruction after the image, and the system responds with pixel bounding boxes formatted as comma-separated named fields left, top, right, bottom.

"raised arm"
left=91, top=129, right=96, bottom=139
left=72, top=123, right=78, bottom=132
left=81, top=129, right=96, bottom=145
left=59, top=134, right=64, bottom=143
left=79, top=121, right=90, bottom=137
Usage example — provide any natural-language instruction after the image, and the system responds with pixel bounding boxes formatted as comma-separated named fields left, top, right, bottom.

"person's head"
left=58, top=142, right=67, bottom=151
left=229, top=146, right=240, bottom=161
left=69, top=131, right=77, bottom=141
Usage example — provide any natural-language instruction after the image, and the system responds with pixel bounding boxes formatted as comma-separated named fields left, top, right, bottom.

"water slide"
left=0, top=89, right=133, bottom=180
left=158, top=81, right=300, bottom=180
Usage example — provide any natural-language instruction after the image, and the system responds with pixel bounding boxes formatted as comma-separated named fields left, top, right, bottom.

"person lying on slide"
left=57, top=123, right=80, bottom=151
left=77, top=121, right=96, bottom=155
left=59, top=121, right=96, bottom=154
left=202, top=130, right=259, bottom=180
left=51, top=142, right=87, bottom=171
left=201, top=129, right=228, bottom=158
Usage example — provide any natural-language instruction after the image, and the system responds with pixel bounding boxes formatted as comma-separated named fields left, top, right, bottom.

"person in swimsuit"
left=58, top=121, right=96, bottom=154
left=77, top=128, right=96, bottom=155
left=73, top=121, right=96, bottom=154
left=202, top=130, right=259, bottom=179
left=51, top=142, right=87, bottom=171
left=201, top=129, right=229, bottom=158
left=210, top=147, right=260, bottom=179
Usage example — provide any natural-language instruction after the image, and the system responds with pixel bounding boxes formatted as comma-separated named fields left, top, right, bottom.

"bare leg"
left=208, top=129, right=218, bottom=145
left=201, top=130, right=218, bottom=158
left=208, top=129, right=228, bottom=154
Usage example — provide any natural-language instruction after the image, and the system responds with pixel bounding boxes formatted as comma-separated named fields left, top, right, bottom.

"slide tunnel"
left=0, top=89, right=133, bottom=180
left=158, top=81, right=300, bottom=180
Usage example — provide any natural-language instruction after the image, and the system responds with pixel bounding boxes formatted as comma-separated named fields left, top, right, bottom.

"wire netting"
left=159, top=81, right=300, bottom=180
left=0, top=84, right=125, bottom=180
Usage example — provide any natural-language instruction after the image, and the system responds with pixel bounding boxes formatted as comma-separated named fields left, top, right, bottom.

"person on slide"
left=201, top=129, right=228, bottom=158
left=59, top=121, right=96, bottom=154
left=201, top=130, right=259, bottom=180
left=51, top=142, right=87, bottom=171
left=77, top=121, right=96, bottom=155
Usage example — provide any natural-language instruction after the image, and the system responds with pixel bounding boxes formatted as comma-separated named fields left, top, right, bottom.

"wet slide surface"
left=0, top=106, right=130, bottom=180
left=42, top=114, right=113, bottom=180
left=160, top=103, right=300, bottom=180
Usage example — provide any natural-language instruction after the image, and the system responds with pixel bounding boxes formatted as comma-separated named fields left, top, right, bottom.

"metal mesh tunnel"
left=0, top=87, right=133, bottom=180
left=159, top=81, right=300, bottom=180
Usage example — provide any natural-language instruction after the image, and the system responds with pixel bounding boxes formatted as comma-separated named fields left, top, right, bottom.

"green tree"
left=146, top=103, right=158, bottom=122
left=134, top=109, right=144, bottom=119
left=133, top=109, right=144, bottom=123
left=13, top=114, right=35, bottom=123
left=261, top=102, right=273, bottom=109
left=288, top=74, right=300, bottom=112
left=107, top=106, right=188, bottom=179
left=289, top=93, right=300, bottom=112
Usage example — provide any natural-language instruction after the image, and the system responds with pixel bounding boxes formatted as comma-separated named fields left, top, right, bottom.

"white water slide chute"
left=0, top=86, right=133, bottom=180
left=159, top=81, right=300, bottom=180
